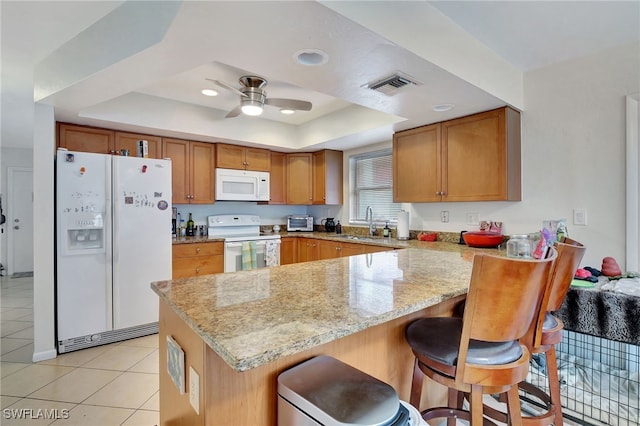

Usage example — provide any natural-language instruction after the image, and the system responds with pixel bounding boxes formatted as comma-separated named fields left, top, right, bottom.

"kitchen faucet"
left=365, top=206, right=376, bottom=236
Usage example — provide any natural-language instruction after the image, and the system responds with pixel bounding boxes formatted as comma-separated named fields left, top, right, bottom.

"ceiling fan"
left=206, top=76, right=312, bottom=118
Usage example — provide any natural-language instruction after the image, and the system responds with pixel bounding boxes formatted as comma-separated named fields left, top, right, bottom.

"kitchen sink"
left=333, top=235, right=378, bottom=242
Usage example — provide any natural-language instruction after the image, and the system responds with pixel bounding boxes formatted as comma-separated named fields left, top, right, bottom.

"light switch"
left=573, top=208, right=587, bottom=226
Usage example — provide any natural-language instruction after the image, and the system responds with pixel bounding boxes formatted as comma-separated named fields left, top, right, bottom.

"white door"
left=7, top=167, right=33, bottom=275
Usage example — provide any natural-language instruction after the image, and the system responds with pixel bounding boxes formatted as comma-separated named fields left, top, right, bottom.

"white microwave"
left=215, top=168, right=270, bottom=201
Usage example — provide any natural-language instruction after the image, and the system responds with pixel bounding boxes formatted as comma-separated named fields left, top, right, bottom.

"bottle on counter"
left=186, top=213, right=195, bottom=236
left=180, top=219, right=186, bottom=237
left=335, top=220, right=342, bottom=234
left=383, top=221, right=390, bottom=238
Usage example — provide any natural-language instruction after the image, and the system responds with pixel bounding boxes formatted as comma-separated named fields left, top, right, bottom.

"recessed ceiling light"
left=433, top=103, right=454, bottom=112
left=201, top=89, right=218, bottom=97
left=280, top=109, right=295, bottom=115
left=294, top=48, right=329, bottom=66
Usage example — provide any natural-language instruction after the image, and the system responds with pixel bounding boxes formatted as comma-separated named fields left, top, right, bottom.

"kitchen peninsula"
left=151, top=245, right=485, bottom=425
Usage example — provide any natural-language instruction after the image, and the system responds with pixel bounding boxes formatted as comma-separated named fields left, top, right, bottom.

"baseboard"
left=32, top=348, right=57, bottom=362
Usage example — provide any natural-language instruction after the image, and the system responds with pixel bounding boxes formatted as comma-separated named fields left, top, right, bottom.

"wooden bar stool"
left=484, top=238, right=586, bottom=426
left=405, top=250, right=557, bottom=425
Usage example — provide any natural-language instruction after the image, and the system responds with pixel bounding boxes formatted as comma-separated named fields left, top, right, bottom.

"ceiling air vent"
left=364, top=72, right=422, bottom=96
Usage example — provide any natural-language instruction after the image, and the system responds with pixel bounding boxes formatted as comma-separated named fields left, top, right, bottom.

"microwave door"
left=219, top=176, right=257, bottom=201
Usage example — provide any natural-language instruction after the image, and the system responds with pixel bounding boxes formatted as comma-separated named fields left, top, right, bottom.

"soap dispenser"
left=335, top=220, right=342, bottom=234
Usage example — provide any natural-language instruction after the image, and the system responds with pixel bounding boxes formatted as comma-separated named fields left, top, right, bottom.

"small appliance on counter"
left=172, top=207, right=178, bottom=237
left=321, top=217, right=336, bottom=232
left=287, top=215, right=313, bottom=231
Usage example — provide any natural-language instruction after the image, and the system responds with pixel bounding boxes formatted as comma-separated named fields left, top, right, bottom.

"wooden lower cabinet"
left=172, top=242, right=223, bottom=279
left=318, top=239, right=365, bottom=259
left=297, top=238, right=319, bottom=262
left=279, top=237, right=297, bottom=265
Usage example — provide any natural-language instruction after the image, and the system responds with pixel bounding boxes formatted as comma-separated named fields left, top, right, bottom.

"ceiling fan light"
left=433, top=103, right=455, bottom=112
left=241, top=104, right=263, bottom=116
left=280, top=108, right=295, bottom=115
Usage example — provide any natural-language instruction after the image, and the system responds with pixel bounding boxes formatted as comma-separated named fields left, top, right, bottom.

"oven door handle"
left=225, top=240, right=280, bottom=248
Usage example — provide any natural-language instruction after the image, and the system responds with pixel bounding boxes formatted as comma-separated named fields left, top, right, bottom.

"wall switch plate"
left=466, top=212, right=479, bottom=225
left=189, top=366, right=200, bottom=414
left=573, top=208, right=587, bottom=226
left=441, top=211, right=449, bottom=223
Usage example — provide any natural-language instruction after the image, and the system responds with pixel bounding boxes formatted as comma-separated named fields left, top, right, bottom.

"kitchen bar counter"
left=151, top=244, right=492, bottom=425
left=152, top=247, right=480, bottom=371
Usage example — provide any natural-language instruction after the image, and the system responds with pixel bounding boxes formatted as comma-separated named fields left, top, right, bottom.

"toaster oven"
left=287, top=215, right=314, bottom=232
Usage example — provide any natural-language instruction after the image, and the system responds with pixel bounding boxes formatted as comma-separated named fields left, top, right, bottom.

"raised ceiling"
left=2, top=1, right=638, bottom=151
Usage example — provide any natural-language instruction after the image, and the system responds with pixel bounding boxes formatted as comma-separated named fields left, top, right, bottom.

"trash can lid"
left=278, top=356, right=401, bottom=426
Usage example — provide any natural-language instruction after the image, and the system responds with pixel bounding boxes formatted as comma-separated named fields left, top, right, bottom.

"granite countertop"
left=151, top=246, right=487, bottom=371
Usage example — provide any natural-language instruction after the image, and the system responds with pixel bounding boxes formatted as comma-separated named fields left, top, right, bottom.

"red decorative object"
left=601, top=257, right=622, bottom=277
left=462, top=231, right=504, bottom=248
left=418, top=232, right=437, bottom=242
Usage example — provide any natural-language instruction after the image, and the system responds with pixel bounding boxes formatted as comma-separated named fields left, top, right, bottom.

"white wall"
left=0, top=147, right=33, bottom=272
left=338, top=42, right=640, bottom=271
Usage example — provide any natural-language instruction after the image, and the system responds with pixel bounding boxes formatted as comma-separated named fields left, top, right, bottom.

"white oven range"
left=207, top=214, right=281, bottom=273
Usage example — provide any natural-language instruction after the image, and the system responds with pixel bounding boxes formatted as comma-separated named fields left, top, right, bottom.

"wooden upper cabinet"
left=163, top=138, right=215, bottom=204
left=393, top=107, right=521, bottom=202
left=393, top=123, right=441, bottom=202
left=190, top=142, right=216, bottom=204
left=114, top=132, right=162, bottom=159
left=267, top=151, right=287, bottom=204
left=286, top=153, right=313, bottom=205
left=313, top=150, right=343, bottom=205
left=215, top=143, right=270, bottom=171
left=442, top=107, right=521, bottom=202
left=57, top=123, right=115, bottom=154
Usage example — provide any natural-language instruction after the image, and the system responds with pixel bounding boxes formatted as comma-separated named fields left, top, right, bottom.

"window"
left=350, top=149, right=402, bottom=223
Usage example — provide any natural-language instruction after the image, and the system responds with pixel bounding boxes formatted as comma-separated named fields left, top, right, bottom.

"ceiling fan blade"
left=265, top=98, right=312, bottom=111
left=225, top=106, right=242, bottom=118
left=205, top=78, right=247, bottom=97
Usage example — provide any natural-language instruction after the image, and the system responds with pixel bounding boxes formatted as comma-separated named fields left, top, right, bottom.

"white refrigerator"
left=56, top=150, right=172, bottom=353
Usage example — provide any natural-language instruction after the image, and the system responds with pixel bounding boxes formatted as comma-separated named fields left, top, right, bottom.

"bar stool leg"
left=410, top=358, right=424, bottom=409
left=546, top=346, right=563, bottom=426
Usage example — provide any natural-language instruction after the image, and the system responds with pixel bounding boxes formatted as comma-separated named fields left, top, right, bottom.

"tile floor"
left=1, top=275, right=159, bottom=425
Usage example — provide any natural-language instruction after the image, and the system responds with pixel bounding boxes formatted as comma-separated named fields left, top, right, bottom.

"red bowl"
left=462, top=231, right=504, bottom=248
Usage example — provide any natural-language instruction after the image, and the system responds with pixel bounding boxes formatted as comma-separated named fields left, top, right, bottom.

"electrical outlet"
left=189, top=366, right=200, bottom=414
left=573, top=208, right=587, bottom=226
left=467, top=212, right=479, bottom=225
left=441, top=211, right=449, bottom=223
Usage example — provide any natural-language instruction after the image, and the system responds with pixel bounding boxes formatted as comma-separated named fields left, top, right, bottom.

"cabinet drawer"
left=172, top=256, right=223, bottom=279
left=172, top=242, right=223, bottom=258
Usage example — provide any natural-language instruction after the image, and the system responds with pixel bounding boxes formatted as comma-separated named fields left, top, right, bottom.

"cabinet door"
left=190, top=142, right=215, bottom=204
left=313, top=150, right=343, bottom=205
left=280, top=238, right=297, bottom=265
left=58, top=123, right=115, bottom=154
left=163, top=138, right=190, bottom=204
left=215, top=143, right=245, bottom=169
left=286, top=153, right=313, bottom=205
left=442, top=107, right=520, bottom=201
left=297, top=238, right=318, bottom=262
left=340, top=242, right=365, bottom=257
left=393, top=124, right=441, bottom=202
left=245, top=148, right=270, bottom=171
left=317, top=240, right=341, bottom=259
left=268, top=152, right=286, bottom=204
left=115, top=132, right=162, bottom=159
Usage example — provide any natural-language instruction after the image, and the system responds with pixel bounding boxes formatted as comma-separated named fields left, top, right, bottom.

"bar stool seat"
left=406, top=251, right=557, bottom=425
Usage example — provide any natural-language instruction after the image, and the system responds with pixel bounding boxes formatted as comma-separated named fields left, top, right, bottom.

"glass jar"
left=507, top=234, right=532, bottom=258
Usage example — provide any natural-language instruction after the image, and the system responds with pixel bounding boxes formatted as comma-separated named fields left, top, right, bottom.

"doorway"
left=7, top=167, right=33, bottom=276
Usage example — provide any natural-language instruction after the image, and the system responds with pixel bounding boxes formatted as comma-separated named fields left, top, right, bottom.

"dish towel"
left=241, top=241, right=257, bottom=270
left=265, top=240, right=280, bottom=267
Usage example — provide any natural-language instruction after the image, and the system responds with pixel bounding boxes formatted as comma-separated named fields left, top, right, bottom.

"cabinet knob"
left=196, top=247, right=200, bottom=253
left=196, top=267, right=200, bottom=273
